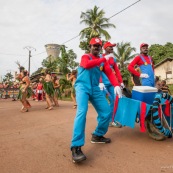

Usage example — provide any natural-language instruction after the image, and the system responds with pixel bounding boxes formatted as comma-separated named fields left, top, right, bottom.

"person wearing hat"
left=70, top=37, right=122, bottom=163
left=99, top=41, right=124, bottom=128
left=128, top=43, right=155, bottom=87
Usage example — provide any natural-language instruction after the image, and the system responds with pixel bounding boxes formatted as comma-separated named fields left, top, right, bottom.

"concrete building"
left=45, top=44, right=61, bottom=58
left=154, top=57, right=173, bottom=84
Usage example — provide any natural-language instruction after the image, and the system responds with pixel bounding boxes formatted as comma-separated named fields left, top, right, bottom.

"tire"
left=145, top=118, right=166, bottom=141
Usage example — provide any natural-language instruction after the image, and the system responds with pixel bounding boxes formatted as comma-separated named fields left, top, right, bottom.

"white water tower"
left=45, top=44, right=61, bottom=58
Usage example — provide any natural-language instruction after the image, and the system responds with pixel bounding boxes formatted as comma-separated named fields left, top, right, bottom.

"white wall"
left=154, top=60, right=173, bottom=84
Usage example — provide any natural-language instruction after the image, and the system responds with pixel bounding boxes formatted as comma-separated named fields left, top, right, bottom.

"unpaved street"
left=0, top=99, right=173, bottom=173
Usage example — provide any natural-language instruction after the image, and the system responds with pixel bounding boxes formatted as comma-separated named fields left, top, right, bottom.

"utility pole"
left=24, top=46, right=36, bottom=76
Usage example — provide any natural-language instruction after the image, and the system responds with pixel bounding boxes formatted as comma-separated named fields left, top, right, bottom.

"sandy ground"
left=0, top=99, right=173, bottom=173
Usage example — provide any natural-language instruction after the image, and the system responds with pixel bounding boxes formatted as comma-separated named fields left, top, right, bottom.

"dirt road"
left=0, top=99, right=173, bottom=173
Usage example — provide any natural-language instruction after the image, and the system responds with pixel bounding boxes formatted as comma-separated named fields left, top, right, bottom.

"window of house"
left=166, top=71, right=172, bottom=79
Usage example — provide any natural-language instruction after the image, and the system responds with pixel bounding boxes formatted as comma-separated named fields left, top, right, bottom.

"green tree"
left=31, top=67, right=44, bottom=76
left=41, top=46, right=79, bottom=75
left=114, top=42, right=137, bottom=70
left=149, top=42, right=173, bottom=65
left=57, top=45, right=79, bottom=74
left=3, top=72, right=14, bottom=86
left=42, top=55, right=59, bottom=73
left=79, top=6, right=115, bottom=52
left=113, top=42, right=137, bottom=82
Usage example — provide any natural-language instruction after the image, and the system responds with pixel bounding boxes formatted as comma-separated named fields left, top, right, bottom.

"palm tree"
left=114, top=42, right=137, bottom=70
left=80, top=6, right=115, bottom=41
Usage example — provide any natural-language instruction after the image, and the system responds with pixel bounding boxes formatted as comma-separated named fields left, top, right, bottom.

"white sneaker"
left=109, top=121, right=122, bottom=128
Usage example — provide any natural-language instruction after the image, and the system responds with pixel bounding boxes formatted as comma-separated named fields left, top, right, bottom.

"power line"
left=32, top=51, right=47, bottom=56
left=30, top=0, right=142, bottom=56
left=60, top=0, right=141, bottom=45
left=62, top=34, right=80, bottom=44
left=21, top=58, right=28, bottom=66
left=30, top=58, right=39, bottom=71
left=0, top=52, right=26, bottom=56
left=0, top=0, right=141, bottom=57
left=109, top=0, right=141, bottom=19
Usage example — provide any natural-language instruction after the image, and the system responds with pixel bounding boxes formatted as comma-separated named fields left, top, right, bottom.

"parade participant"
left=42, top=69, right=54, bottom=110
left=18, top=70, right=32, bottom=112
left=155, top=76, right=162, bottom=93
left=99, top=41, right=124, bottom=128
left=66, top=70, right=77, bottom=109
left=128, top=43, right=155, bottom=87
left=52, top=76, right=59, bottom=107
left=15, top=66, right=25, bottom=81
left=31, top=82, right=37, bottom=100
left=161, top=80, right=171, bottom=95
left=36, top=78, right=43, bottom=101
left=131, top=65, right=141, bottom=86
left=70, top=37, right=122, bottom=163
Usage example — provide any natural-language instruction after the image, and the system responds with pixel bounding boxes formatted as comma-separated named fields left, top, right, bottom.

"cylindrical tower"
left=45, top=44, right=61, bottom=58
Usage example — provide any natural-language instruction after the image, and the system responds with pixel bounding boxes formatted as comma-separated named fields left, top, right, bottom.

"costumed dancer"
left=99, top=41, right=124, bottom=128
left=36, top=78, right=43, bottom=101
left=66, top=70, right=77, bottom=109
left=70, top=37, right=122, bottom=163
left=42, top=69, right=54, bottom=110
left=128, top=43, right=155, bottom=87
left=31, top=82, right=37, bottom=100
left=15, top=66, right=25, bottom=82
left=131, top=65, right=141, bottom=86
left=18, top=70, right=32, bottom=112
left=128, top=44, right=173, bottom=137
left=52, top=76, right=59, bottom=107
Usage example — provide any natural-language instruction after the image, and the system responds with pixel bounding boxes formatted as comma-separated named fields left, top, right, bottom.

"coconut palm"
left=114, top=42, right=137, bottom=69
left=80, top=6, right=115, bottom=41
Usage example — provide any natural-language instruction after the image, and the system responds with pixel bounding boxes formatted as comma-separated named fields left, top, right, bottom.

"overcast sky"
left=0, top=0, right=173, bottom=79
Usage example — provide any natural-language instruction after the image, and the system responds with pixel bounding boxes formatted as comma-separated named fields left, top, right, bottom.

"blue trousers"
left=71, top=86, right=111, bottom=148
left=102, top=85, right=114, bottom=122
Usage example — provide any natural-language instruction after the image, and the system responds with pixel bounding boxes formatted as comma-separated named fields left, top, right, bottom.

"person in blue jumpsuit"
left=71, top=37, right=122, bottom=163
left=128, top=43, right=155, bottom=87
left=99, top=42, right=125, bottom=128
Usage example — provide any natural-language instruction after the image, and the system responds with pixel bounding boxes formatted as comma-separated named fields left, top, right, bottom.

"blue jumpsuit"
left=139, top=55, right=155, bottom=87
left=71, top=56, right=112, bottom=148
left=100, top=56, right=122, bottom=122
